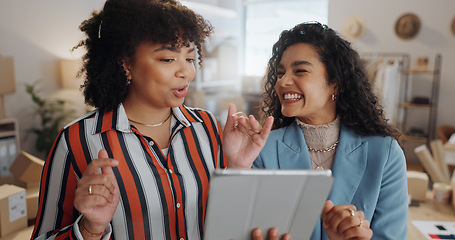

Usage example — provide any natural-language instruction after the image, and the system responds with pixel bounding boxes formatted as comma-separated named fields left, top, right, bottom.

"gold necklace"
left=128, top=111, right=172, bottom=127
left=307, top=140, right=339, bottom=153
left=308, top=140, right=339, bottom=170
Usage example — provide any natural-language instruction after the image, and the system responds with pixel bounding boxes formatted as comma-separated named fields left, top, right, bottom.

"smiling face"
left=274, top=43, right=338, bottom=125
left=123, top=41, right=196, bottom=110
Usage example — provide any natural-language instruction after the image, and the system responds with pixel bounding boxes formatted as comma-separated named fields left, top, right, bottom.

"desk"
left=408, top=192, right=455, bottom=239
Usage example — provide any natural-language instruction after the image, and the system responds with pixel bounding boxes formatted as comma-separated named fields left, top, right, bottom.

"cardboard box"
left=407, top=170, right=429, bottom=202
left=0, top=177, right=40, bottom=221
left=0, top=184, right=27, bottom=238
left=0, top=175, right=39, bottom=190
left=26, top=187, right=39, bottom=221
left=9, top=151, right=44, bottom=183
left=0, top=56, right=15, bottom=95
left=0, top=226, right=33, bottom=240
left=451, top=177, right=455, bottom=208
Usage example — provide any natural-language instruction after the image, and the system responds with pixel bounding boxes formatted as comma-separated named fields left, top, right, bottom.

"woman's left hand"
left=322, top=200, right=373, bottom=240
left=222, top=104, right=274, bottom=168
left=252, top=228, right=291, bottom=240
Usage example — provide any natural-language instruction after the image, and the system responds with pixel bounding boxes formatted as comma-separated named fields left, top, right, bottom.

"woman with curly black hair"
left=251, top=22, right=408, bottom=239
left=31, top=0, right=276, bottom=239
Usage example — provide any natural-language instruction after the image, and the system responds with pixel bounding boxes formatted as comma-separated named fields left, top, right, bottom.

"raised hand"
left=74, top=149, right=120, bottom=235
left=222, top=103, right=274, bottom=169
left=322, top=200, right=373, bottom=240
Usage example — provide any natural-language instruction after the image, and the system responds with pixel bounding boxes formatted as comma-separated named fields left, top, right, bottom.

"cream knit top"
left=295, top=116, right=341, bottom=170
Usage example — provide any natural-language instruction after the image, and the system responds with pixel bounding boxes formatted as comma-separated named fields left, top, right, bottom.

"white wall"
left=328, top=0, right=455, bottom=129
left=0, top=1, right=105, bottom=158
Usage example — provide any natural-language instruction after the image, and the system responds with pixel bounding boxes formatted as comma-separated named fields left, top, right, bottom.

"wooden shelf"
left=403, top=69, right=437, bottom=75
left=193, top=79, right=238, bottom=88
left=0, top=131, right=16, bottom=139
left=401, top=102, right=432, bottom=109
left=399, top=54, right=441, bottom=147
left=400, top=134, right=428, bottom=143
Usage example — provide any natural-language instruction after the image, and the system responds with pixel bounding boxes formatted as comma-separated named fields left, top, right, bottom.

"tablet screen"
left=204, top=169, right=333, bottom=240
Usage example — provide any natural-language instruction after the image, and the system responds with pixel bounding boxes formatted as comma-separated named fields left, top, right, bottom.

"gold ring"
left=358, top=217, right=363, bottom=227
left=88, top=185, right=93, bottom=195
left=347, top=208, right=355, bottom=216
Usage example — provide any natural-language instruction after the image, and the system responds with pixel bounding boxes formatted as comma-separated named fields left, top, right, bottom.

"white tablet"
left=204, top=169, right=333, bottom=240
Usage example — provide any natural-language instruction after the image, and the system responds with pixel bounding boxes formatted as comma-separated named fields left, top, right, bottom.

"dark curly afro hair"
left=74, top=0, right=213, bottom=110
left=261, top=22, right=401, bottom=141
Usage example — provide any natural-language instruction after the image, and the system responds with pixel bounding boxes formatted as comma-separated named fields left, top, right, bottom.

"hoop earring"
left=331, top=94, right=337, bottom=101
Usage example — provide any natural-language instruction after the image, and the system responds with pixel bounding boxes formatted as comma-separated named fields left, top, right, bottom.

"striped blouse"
left=31, top=104, right=226, bottom=240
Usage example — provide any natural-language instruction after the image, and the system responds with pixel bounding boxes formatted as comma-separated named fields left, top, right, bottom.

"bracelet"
left=80, top=216, right=104, bottom=237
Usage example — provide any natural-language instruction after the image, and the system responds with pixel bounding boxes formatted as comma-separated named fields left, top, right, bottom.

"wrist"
left=80, top=216, right=105, bottom=239
left=226, top=161, right=251, bottom=169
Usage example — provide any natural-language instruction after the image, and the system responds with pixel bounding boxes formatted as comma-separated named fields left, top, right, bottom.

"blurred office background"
left=0, top=0, right=454, bottom=164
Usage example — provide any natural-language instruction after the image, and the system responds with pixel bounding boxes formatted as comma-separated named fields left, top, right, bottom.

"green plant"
left=26, top=81, right=75, bottom=157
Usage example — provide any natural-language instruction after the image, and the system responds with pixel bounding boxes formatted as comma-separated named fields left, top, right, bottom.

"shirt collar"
left=92, top=104, right=203, bottom=134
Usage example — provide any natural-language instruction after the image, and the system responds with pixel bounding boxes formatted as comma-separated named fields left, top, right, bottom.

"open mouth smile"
left=283, top=93, right=303, bottom=101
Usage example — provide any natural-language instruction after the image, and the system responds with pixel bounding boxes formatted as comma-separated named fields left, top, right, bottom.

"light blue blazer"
left=253, top=121, right=408, bottom=240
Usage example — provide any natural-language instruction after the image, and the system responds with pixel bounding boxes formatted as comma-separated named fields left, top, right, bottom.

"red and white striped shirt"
left=31, top=104, right=226, bottom=240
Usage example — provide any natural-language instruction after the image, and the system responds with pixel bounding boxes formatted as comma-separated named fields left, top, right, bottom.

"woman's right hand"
left=74, top=149, right=120, bottom=235
left=223, top=104, right=274, bottom=169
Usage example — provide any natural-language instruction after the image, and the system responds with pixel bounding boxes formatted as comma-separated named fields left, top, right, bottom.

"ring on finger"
left=88, top=185, right=93, bottom=195
left=358, top=217, right=363, bottom=227
left=347, top=208, right=355, bottom=217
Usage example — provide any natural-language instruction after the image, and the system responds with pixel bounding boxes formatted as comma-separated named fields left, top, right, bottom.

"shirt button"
left=180, top=238, right=184, bottom=240
left=149, top=141, right=154, bottom=147
left=177, top=203, right=181, bottom=208
left=169, top=169, right=173, bottom=174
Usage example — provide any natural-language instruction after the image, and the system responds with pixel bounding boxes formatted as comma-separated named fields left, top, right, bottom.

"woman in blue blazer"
left=250, top=22, right=408, bottom=240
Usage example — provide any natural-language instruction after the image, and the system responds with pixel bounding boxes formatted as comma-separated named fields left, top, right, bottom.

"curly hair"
left=74, top=0, right=213, bottom=110
left=261, top=22, right=401, bottom=140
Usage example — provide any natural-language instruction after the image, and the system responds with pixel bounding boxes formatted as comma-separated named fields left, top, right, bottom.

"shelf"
left=180, top=1, right=237, bottom=18
left=399, top=54, right=441, bottom=145
left=193, top=79, right=238, bottom=88
left=0, top=131, right=16, bottom=139
left=401, top=102, right=432, bottom=109
left=403, top=69, right=437, bottom=75
left=400, top=134, right=428, bottom=143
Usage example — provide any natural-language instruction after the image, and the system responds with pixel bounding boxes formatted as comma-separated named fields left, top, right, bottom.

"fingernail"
left=113, top=160, right=119, bottom=165
left=271, top=229, right=278, bottom=236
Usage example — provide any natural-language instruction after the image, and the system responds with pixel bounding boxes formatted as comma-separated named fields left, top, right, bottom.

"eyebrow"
left=278, top=60, right=312, bottom=69
left=154, top=46, right=196, bottom=54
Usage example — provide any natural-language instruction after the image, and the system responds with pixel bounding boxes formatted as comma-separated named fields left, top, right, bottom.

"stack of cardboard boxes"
left=0, top=151, right=43, bottom=239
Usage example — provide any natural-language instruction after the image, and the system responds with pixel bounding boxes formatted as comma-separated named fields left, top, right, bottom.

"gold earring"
left=331, top=94, right=336, bottom=101
left=126, top=74, right=131, bottom=85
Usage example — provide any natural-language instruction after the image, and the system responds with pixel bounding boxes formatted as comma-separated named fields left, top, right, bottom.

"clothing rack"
left=361, top=52, right=410, bottom=129
left=362, top=52, right=442, bottom=165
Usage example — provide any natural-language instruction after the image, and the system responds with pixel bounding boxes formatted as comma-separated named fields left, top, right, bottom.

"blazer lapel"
left=328, top=125, right=368, bottom=206
left=277, top=122, right=312, bottom=169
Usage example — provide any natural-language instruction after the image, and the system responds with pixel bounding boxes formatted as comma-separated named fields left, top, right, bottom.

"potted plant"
left=25, top=81, right=75, bottom=158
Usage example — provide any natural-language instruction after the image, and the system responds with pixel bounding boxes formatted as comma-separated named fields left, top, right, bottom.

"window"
left=243, top=0, right=328, bottom=76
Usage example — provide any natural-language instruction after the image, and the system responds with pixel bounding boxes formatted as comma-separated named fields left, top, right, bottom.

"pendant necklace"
left=128, top=111, right=172, bottom=127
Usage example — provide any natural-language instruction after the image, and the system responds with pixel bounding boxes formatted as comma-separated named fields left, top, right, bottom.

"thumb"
left=98, top=149, right=109, bottom=159
left=323, top=200, right=334, bottom=214
left=322, top=200, right=334, bottom=228
left=98, top=149, right=115, bottom=174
